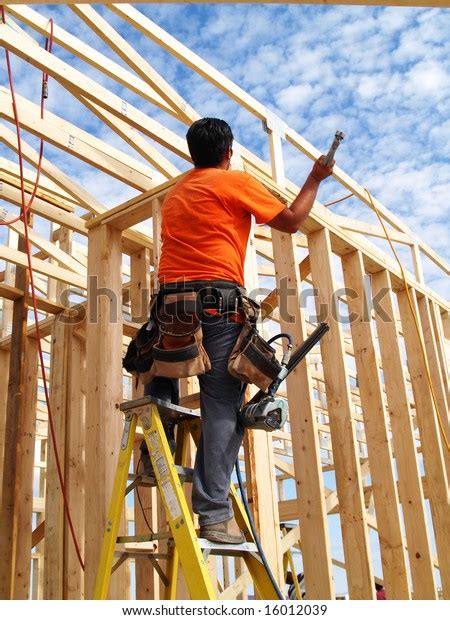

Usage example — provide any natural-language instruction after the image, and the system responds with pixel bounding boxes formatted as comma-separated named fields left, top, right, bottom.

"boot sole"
left=200, top=530, right=245, bottom=545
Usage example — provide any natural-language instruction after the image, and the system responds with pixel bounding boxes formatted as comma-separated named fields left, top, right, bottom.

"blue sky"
left=0, top=3, right=448, bottom=596
left=1, top=3, right=449, bottom=297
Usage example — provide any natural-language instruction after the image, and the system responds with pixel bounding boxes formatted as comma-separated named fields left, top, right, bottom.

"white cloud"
left=406, top=60, right=450, bottom=97
left=278, top=83, right=316, bottom=111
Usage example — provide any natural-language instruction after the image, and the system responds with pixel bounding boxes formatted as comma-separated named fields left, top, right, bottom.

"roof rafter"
left=0, top=88, right=157, bottom=191
left=0, top=23, right=189, bottom=159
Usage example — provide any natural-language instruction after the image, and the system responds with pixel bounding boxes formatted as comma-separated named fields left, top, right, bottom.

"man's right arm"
left=267, top=156, right=334, bottom=234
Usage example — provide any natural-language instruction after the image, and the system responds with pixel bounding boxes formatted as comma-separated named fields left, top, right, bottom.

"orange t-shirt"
left=158, top=168, right=285, bottom=285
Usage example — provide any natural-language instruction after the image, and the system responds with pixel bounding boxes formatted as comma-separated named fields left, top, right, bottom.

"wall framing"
left=0, top=2, right=449, bottom=601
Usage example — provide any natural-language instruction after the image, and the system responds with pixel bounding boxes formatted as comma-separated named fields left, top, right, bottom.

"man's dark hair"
left=186, top=118, right=233, bottom=168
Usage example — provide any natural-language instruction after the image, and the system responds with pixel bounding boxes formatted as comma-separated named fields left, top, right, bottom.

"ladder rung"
left=117, top=548, right=168, bottom=560
left=117, top=532, right=171, bottom=544
left=120, top=536, right=259, bottom=557
left=179, top=392, right=200, bottom=408
left=127, top=466, right=193, bottom=490
left=197, top=538, right=259, bottom=556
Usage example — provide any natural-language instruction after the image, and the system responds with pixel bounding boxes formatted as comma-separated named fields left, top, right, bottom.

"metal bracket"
left=68, top=135, right=75, bottom=150
left=230, top=141, right=244, bottom=171
left=120, top=414, right=133, bottom=450
left=121, top=100, right=128, bottom=117
left=262, top=109, right=287, bottom=140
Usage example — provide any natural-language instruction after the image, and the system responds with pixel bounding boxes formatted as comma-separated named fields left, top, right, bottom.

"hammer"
left=322, top=131, right=345, bottom=167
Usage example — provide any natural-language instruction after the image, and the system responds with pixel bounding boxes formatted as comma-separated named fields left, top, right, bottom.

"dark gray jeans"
left=145, top=314, right=244, bottom=526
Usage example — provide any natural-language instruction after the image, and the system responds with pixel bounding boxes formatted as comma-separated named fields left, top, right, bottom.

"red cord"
left=1, top=8, right=85, bottom=571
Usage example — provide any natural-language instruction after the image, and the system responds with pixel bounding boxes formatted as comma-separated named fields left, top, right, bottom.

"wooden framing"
left=0, top=2, right=449, bottom=601
left=341, top=251, right=409, bottom=599
left=371, top=270, right=437, bottom=599
left=308, top=229, right=374, bottom=600
left=272, top=229, right=334, bottom=599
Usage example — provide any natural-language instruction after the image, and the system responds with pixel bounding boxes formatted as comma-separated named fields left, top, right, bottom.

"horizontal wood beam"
left=331, top=212, right=412, bottom=245
left=86, top=175, right=181, bottom=231
left=0, top=182, right=153, bottom=255
left=7, top=214, right=86, bottom=275
left=0, top=158, right=79, bottom=212
left=0, top=281, right=22, bottom=302
left=0, top=245, right=86, bottom=288
left=0, top=282, right=66, bottom=315
left=0, top=183, right=86, bottom=232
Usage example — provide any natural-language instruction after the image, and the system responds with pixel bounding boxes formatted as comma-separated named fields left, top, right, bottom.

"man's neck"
left=193, top=160, right=230, bottom=171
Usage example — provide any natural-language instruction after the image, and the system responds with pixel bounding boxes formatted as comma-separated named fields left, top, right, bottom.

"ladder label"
left=148, top=431, right=169, bottom=478
left=155, top=455, right=169, bottom=479
left=161, top=480, right=182, bottom=520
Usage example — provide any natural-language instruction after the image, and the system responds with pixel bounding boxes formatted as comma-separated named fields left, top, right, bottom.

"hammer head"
left=335, top=131, right=345, bottom=142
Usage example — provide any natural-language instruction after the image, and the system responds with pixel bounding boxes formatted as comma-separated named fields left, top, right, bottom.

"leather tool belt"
left=150, top=281, right=250, bottom=380
left=123, top=280, right=267, bottom=386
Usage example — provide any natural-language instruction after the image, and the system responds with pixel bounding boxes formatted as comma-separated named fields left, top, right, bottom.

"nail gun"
left=238, top=322, right=330, bottom=431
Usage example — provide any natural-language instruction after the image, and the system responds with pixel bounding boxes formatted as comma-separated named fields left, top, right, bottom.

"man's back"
left=145, top=117, right=333, bottom=545
left=159, top=167, right=284, bottom=285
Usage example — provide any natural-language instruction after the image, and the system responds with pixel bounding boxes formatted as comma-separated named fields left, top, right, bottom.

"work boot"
left=199, top=517, right=245, bottom=544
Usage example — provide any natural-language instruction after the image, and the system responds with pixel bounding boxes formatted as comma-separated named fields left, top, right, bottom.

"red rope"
left=1, top=8, right=85, bottom=571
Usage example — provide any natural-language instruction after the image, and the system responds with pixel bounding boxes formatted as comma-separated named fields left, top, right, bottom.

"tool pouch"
left=122, top=319, right=159, bottom=385
left=151, top=291, right=211, bottom=379
left=228, top=323, right=281, bottom=392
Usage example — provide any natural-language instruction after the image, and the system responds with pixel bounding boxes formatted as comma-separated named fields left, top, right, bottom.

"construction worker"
left=142, top=118, right=333, bottom=544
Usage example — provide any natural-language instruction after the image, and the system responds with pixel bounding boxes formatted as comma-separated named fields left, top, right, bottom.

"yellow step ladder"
left=94, top=396, right=281, bottom=600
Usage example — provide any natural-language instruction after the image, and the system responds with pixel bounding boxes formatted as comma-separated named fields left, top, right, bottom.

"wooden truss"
left=0, top=2, right=449, bottom=602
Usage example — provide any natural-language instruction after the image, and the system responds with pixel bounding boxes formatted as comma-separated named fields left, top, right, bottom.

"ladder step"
left=120, top=396, right=201, bottom=423
left=117, top=532, right=171, bottom=544
left=118, top=537, right=258, bottom=557
left=197, top=538, right=259, bottom=556
left=127, top=466, right=193, bottom=489
left=117, top=548, right=168, bottom=559
left=179, top=392, right=200, bottom=409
